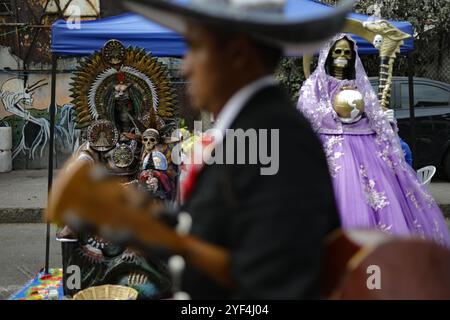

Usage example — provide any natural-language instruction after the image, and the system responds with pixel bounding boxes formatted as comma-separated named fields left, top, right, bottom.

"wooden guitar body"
left=322, top=230, right=450, bottom=299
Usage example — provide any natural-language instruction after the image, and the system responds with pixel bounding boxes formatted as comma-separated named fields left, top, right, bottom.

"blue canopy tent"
left=44, top=1, right=417, bottom=275
left=51, top=13, right=187, bottom=57
left=50, top=10, right=414, bottom=57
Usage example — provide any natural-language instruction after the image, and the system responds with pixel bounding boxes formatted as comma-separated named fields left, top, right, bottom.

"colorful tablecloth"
left=9, top=268, right=65, bottom=300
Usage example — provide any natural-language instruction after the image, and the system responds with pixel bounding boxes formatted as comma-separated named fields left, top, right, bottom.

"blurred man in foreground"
left=48, top=0, right=353, bottom=299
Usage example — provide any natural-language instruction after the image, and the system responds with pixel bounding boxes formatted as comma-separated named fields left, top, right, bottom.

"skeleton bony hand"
left=146, top=177, right=159, bottom=193
left=384, top=108, right=395, bottom=124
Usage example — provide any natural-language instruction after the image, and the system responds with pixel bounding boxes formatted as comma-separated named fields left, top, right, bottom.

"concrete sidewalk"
left=0, top=170, right=52, bottom=223
left=0, top=169, right=449, bottom=223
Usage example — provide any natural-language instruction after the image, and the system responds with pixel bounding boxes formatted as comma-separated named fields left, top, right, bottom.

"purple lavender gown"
left=297, top=34, right=450, bottom=246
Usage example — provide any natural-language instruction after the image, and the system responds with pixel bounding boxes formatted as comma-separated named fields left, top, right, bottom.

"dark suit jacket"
left=182, top=85, right=340, bottom=299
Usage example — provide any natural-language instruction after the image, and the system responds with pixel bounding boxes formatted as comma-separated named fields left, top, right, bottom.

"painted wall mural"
left=0, top=0, right=131, bottom=170
left=0, top=44, right=186, bottom=169
left=0, top=73, right=78, bottom=169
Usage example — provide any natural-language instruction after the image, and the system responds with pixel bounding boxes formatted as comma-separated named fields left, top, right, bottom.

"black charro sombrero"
left=122, top=0, right=355, bottom=54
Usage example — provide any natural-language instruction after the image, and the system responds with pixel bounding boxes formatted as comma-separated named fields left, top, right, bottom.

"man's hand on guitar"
left=45, top=160, right=182, bottom=252
left=45, top=159, right=234, bottom=290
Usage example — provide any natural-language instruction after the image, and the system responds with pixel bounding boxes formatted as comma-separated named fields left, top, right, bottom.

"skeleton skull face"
left=331, top=38, right=353, bottom=68
left=114, top=83, right=130, bottom=99
left=142, top=129, right=160, bottom=153
left=373, top=34, right=383, bottom=49
left=146, top=176, right=159, bottom=193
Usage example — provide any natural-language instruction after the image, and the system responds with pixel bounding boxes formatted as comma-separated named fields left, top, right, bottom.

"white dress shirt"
left=213, top=75, right=277, bottom=138
left=196, top=75, right=277, bottom=166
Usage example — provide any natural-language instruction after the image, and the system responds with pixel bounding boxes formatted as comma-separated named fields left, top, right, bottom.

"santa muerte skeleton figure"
left=297, top=34, right=450, bottom=247
left=59, top=40, right=179, bottom=299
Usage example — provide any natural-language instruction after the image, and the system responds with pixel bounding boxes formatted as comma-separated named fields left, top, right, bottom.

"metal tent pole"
left=45, top=53, right=58, bottom=274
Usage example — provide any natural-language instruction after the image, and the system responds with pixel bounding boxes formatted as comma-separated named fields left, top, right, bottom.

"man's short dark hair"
left=253, top=40, right=283, bottom=72
left=214, top=28, right=282, bottom=72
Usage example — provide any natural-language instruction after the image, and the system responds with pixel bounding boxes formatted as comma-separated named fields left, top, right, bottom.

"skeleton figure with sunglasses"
left=142, top=128, right=160, bottom=160
left=138, top=128, right=177, bottom=200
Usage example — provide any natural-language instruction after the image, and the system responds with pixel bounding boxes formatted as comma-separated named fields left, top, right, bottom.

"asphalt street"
left=0, top=224, right=61, bottom=300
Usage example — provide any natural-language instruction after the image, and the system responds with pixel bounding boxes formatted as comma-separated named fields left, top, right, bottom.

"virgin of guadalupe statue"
left=297, top=34, right=450, bottom=247
left=58, top=39, right=179, bottom=299
left=113, top=71, right=134, bottom=133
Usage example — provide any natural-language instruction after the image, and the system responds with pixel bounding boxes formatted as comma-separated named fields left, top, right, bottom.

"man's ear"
left=229, top=35, right=252, bottom=69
